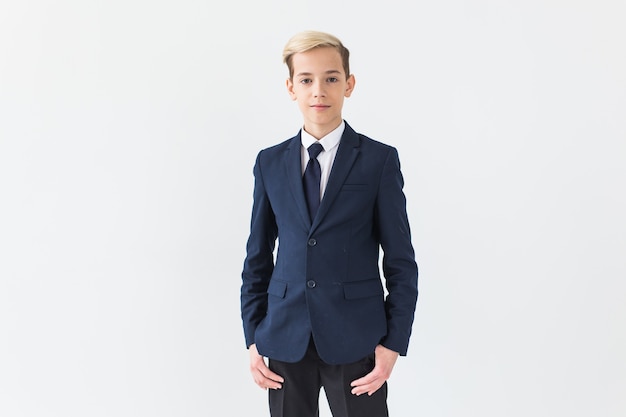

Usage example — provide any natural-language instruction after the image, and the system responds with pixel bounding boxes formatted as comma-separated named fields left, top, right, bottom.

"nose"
left=313, top=80, right=326, bottom=98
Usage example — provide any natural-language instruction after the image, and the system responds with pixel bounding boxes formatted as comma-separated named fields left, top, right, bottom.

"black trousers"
left=268, top=338, right=389, bottom=417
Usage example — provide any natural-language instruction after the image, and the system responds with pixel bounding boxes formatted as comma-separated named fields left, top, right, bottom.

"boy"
left=240, top=30, right=418, bottom=417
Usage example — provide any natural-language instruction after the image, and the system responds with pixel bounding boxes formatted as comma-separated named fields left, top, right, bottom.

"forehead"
left=291, top=47, right=344, bottom=75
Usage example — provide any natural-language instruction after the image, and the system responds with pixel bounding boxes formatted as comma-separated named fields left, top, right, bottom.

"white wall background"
left=1, top=1, right=624, bottom=416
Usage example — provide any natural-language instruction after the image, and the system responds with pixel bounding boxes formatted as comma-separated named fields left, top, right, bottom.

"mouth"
left=311, top=104, right=330, bottom=109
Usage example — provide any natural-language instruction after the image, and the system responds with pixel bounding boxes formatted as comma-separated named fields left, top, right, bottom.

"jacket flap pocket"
left=343, top=278, right=383, bottom=300
left=267, top=279, right=287, bottom=298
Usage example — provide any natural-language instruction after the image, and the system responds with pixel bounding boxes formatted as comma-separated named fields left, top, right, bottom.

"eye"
left=327, top=77, right=338, bottom=83
left=300, top=78, right=312, bottom=84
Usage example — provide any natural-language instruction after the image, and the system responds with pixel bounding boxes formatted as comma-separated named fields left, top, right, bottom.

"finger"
left=350, top=369, right=378, bottom=388
left=250, top=354, right=284, bottom=383
left=252, top=367, right=284, bottom=390
left=350, top=370, right=384, bottom=396
left=350, top=380, right=383, bottom=396
left=253, top=373, right=283, bottom=390
left=351, top=381, right=385, bottom=396
left=259, top=367, right=284, bottom=383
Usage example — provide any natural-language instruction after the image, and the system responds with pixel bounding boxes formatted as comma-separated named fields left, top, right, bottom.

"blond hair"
left=282, top=30, right=350, bottom=80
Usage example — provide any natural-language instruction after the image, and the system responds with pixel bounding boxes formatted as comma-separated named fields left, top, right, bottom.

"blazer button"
left=307, top=280, right=316, bottom=288
left=308, top=239, right=317, bottom=246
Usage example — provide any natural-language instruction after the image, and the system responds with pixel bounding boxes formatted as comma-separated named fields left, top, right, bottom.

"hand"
left=350, top=344, right=399, bottom=396
left=249, top=343, right=284, bottom=390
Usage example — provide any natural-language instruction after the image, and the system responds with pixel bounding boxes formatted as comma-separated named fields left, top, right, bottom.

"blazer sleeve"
left=374, top=147, right=419, bottom=355
left=240, top=151, right=278, bottom=348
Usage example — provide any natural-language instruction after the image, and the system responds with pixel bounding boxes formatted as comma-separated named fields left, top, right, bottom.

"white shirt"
left=300, top=121, right=345, bottom=201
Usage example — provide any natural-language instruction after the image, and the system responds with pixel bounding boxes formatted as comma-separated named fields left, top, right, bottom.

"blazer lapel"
left=311, top=123, right=361, bottom=231
left=285, top=132, right=313, bottom=227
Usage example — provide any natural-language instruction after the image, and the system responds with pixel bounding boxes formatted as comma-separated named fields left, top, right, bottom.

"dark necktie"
left=303, top=142, right=323, bottom=220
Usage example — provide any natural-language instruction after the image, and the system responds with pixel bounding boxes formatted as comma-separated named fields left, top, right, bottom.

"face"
left=286, top=47, right=355, bottom=139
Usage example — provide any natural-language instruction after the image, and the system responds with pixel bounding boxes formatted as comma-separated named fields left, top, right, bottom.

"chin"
left=311, top=114, right=338, bottom=124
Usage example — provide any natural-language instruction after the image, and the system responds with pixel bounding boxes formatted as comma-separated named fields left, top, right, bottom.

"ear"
left=286, top=78, right=297, bottom=100
left=344, top=74, right=356, bottom=98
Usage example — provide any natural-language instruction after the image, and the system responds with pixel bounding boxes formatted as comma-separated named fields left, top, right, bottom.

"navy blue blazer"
left=241, top=122, right=418, bottom=365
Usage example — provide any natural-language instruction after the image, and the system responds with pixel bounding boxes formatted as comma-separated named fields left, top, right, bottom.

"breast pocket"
left=341, top=184, right=368, bottom=191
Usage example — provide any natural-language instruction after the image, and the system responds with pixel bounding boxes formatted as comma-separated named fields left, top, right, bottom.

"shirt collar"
left=300, top=121, right=345, bottom=152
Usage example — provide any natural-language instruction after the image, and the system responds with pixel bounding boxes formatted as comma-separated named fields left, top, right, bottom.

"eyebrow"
left=295, top=70, right=342, bottom=77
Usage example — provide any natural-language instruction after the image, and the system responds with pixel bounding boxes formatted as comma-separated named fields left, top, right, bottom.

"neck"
left=303, top=119, right=342, bottom=140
